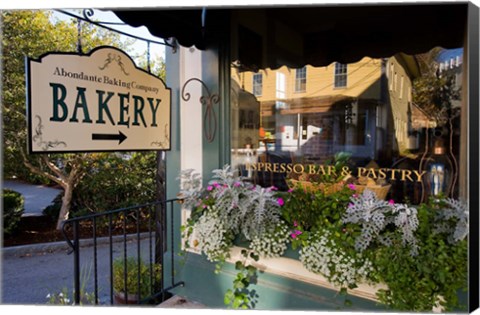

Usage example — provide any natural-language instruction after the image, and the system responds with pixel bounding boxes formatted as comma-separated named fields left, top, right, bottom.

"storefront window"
left=231, top=49, right=464, bottom=204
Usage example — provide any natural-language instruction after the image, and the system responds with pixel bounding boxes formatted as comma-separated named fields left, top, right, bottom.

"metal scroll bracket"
left=181, top=78, right=220, bottom=143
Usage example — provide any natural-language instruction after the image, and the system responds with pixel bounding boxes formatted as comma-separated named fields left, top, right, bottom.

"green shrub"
left=2, top=189, right=24, bottom=235
left=43, top=193, right=63, bottom=223
left=112, top=257, right=162, bottom=299
left=72, top=152, right=157, bottom=215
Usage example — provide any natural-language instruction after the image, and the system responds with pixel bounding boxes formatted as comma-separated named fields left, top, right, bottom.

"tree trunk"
left=56, top=183, right=73, bottom=230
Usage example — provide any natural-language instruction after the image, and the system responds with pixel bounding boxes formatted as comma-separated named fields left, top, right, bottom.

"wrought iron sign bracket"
left=181, top=78, right=220, bottom=143
left=56, top=9, right=177, bottom=52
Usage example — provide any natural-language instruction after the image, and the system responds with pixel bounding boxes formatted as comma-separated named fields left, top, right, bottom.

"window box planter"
left=179, top=166, right=468, bottom=312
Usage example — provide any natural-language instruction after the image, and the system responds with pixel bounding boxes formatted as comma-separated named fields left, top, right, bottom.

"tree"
left=2, top=10, right=132, bottom=230
left=412, top=48, right=461, bottom=125
left=135, top=53, right=166, bottom=81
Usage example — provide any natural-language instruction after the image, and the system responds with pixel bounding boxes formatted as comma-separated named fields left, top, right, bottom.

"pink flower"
left=269, top=186, right=278, bottom=191
left=202, top=204, right=207, bottom=209
left=212, top=182, right=220, bottom=188
left=207, top=185, right=213, bottom=191
left=291, top=233, right=298, bottom=239
left=288, top=188, right=294, bottom=193
left=353, top=194, right=358, bottom=198
left=348, top=183, right=356, bottom=190
left=294, top=230, right=302, bottom=236
left=388, top=199, right=395, bottom=205
left=234, top=182, right=242, bottom=187
left=293, top=220, right=298, bottom=227
left=277, top=198, right=285, bottom=206
left=348, top=203, right=354, bottom=208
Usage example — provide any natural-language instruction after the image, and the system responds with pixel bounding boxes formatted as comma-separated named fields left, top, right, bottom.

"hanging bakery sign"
left=26, top=46, right=171, bottom=153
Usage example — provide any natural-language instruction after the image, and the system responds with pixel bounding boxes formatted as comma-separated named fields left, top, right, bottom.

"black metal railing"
left=62, top=199, right=184, bottom=305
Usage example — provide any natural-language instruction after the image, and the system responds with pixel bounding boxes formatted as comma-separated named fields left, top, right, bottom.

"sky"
left=438, top=48, right=464, bottom=62
left=51, top=9, right=166, bottom=62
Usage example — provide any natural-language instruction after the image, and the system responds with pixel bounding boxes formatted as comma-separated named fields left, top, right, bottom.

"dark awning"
left=113, top=3, right=468, bottom=69
left=113, top=8, right=229, bottom=49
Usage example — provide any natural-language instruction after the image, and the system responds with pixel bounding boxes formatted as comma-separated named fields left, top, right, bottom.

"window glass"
left=295, top=67, right=307, bottom=92
left=253, top=73, right=263, bottom=96
left=231, top=49, right=464, bottom=204
left=334, top=63, right=347, bottom=87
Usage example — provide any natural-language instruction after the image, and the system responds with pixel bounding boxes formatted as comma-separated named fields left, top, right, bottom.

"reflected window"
left=295, top=67, right=307, bottom=92
left=276, top=72, right=286, bottom=99
left=334, top=63, right=347, bottom=88
left=253, top=73, right=262, bottom=96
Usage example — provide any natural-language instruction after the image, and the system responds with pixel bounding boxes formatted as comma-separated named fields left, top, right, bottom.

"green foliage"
left=73, top=152, right=157, bottom=215
left=2, top=11, right=71, bottom=180
left=320, top=151, right=352, bottom=183
left=224, top=250, right=259, bottom=309
left=370, top=198, right=468, bottom=311
left=135, top=53, right=166, bottom=80
left=112, top=257, right=162, bottom=299
left=39, top=154, right=157, bottom=222
left=281, top=185, right=353, bottom=233
left=42, top=193, right=63, bottom=223
left=2, top=189, right=25, bottom=235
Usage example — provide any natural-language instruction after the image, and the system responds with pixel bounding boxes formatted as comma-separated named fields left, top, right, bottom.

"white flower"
left=250, top=222, right=290, bottom=258
left=299, top=230, right=373, bottom=288
left=192, top=211, right=231, bottom=262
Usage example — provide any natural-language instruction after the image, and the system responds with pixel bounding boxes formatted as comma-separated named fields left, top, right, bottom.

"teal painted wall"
left=199, top=42, right=231, bottom=180
left=164, top=40, right=183, bottom=294
left=168, top=253, right=386, bottom=311
left=165, top=42, right=181, bottom=201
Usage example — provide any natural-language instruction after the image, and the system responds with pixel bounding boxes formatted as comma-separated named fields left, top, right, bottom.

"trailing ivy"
left=224, top=250, right=260, bottom=309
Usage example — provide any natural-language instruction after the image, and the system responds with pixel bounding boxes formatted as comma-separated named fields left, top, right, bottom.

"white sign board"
left=27, top=46, right=171, bottom=153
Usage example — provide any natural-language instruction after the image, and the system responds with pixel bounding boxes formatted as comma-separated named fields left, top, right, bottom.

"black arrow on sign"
left=92, top=131, right=127, bottom=144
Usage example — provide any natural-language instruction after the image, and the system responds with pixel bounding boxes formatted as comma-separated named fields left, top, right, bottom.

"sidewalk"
left=2, top=235, right=159, bottom=304
left=1, top=179, right=203, bottom=308
left=2, top=180, right=62, bottom=217
left=2, top=237, right=203, bottom=307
